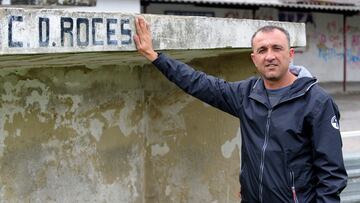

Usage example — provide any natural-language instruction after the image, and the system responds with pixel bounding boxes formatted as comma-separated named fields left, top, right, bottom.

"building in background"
left=142, top=0, right=360, bottom=91
left=0, top=0, right=141, bottom=13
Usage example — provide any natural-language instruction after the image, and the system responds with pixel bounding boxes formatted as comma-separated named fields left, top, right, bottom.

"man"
left=134, top=16, right=347, bottom=202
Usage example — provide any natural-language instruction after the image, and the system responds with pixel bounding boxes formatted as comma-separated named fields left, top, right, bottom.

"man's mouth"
left=265, top=64, right=278, bottom=67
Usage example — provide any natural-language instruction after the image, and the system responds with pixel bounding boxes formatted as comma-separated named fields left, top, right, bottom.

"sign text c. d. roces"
left=3, top=9, right=134, bottom=53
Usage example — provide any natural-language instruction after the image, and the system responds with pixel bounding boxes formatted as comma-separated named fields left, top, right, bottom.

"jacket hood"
left=289, top=64, right=313, bottom=78
left=250, top=73, right=317, bottom=107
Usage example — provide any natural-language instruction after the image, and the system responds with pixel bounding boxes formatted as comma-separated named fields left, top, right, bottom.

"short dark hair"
left=251, top=25, right=291, bottom=48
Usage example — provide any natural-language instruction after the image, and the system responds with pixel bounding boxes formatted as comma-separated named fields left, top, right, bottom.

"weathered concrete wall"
left=0, top=61, right=146, bottom=202
left=0, top=9, right=150, bottom=200
left=0, top=50, right=255, bottom=202
left=0, top=8, right=306, bottom=202
left=144, top=52, right=255, bottom=202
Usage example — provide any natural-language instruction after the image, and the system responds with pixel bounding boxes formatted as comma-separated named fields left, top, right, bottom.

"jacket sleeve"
left=152, top=53, right=243, bottom=117
left=310, top=97, right=348, bottom=203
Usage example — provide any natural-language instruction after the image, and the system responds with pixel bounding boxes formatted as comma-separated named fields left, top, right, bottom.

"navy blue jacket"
left=153, top=53, right=347, bottom=203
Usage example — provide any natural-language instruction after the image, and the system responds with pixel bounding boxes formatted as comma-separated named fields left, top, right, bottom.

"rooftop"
left=142, top=0, right=360, bottom=12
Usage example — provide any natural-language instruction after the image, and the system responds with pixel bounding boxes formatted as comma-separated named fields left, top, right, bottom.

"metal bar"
left=343, top=14, right=347, bottom=92
left=342, top=131, right=360, bottom=138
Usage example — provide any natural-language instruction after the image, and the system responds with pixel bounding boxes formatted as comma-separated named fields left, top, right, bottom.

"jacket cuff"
left=152, top=52, right=164, bottom=65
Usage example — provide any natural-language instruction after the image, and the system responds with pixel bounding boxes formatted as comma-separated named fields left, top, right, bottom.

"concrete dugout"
left=0, top=8, right=305, bottom=202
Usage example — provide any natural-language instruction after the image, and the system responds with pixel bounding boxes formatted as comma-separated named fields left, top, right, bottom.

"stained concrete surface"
left=0, top=50, right=256, bottom=202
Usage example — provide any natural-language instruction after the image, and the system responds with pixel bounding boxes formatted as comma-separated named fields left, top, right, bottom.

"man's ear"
left=250, top=52, right=255, bottom=63
left=289, top=48, right=295, bottom=58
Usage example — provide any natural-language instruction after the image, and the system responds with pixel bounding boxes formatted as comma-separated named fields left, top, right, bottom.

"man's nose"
left=265, top=51, right=276, bottom=61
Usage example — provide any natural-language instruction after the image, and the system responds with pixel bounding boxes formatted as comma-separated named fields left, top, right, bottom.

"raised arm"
left=133, top=16, right=244, bottom=117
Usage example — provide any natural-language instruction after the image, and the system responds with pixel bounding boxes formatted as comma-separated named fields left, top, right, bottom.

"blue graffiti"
left=348, top=51, right=360, bottom=63
left=318, top=48, right=343, bottom=61
left=318, top=47, right=360, bottom=63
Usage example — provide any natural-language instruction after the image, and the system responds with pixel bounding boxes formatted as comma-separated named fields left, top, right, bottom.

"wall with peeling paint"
left=0, top=50, right=255, bottom=202
left=144, top=52, right=255, bottom=202
left=0, top=63, right=145, bottom=202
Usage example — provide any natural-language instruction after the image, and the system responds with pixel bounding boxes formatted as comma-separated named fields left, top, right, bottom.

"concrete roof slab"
left=0, top=8, right=306, bottom=56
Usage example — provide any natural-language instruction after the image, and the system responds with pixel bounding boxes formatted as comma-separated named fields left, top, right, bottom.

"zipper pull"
left=267, top=109, right=272, bottom=118
left=290, top=171, right=299, bottom=203
left=292, top=186, right=298, bottom=203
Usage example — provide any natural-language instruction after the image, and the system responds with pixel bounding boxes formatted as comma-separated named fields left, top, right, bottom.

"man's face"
left=251, top=29, right=295, bottom=82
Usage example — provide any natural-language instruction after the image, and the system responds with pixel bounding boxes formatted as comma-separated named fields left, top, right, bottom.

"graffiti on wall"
left=317, top=21, right=360, bottom=64
left=349, top=34, right=360, bottom=64
left=314, top=21, right=342, bottom=49
left=278, top=11, right=360, bottom=65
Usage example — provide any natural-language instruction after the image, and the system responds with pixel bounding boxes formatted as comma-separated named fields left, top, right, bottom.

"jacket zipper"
left=258, top=109, right=272, bottom=203
left=290, top=170, right=299, bottom=203
left=253, top=80, right=317, bottom=202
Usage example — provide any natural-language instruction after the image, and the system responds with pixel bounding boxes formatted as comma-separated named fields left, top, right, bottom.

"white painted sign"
left=0, top=8, right=306, bottom=55
left=0, top=8, right=134, bottom=54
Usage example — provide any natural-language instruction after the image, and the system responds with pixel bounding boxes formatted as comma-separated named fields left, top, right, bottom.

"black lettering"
left=306, top=14, right=315, bottom=25
left=121, top=19, right=132, bottom=45
left=76, top=18, right=89, bottom=46
left=39, top=17, right=50, bottom=47
left=61, top=17, right=73, bottom=47
left=8, top=15, right=23, bottom=47
left=288, top=14, right=295, bottom=22
left=107, top=18, right=117, bottom=46
left=297, top=13, right=304, bottom=22
left=92, top=18, right=103, bottom=46
left=279, top=13, right=285, bottom=21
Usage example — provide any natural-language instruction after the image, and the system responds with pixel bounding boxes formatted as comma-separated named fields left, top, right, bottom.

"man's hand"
left=134, top=16, right=158, bottom=62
